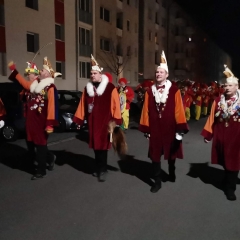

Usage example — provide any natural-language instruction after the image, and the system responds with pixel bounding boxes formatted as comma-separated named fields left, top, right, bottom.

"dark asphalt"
left=0, top=118, right=240, bottom=240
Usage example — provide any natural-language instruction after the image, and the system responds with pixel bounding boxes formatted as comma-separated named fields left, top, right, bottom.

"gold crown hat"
left=157, top=50, right=169, bottom=73
left=25, top=62, right=39, bottom=75
left=91, top=54, right=103, bottom=72
left=43, top=57, right=62, bottom=78
left=223, top=64, right=238, bottom=84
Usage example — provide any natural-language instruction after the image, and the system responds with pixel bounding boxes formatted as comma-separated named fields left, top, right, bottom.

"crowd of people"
left=1, top=49, right=240, bottom=201
left=135, top=74, right=226, bottom=122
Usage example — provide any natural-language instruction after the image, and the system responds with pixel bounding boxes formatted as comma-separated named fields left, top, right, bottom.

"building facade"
left=0, top=0, right=232, bottom=91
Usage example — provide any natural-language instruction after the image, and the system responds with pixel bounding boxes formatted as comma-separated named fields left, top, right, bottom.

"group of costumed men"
left=4, top=50, right=240, bottom=201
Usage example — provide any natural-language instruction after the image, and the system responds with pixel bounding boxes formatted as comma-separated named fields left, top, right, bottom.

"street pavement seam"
left=47, top=137, right=76, bottom=146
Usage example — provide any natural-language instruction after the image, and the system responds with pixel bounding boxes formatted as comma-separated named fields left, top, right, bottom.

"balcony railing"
left=116, top=28, right=123, bottom=37
left=79, top=44, right=92, bottom=57
left=79, top=9, right=92, bottom=25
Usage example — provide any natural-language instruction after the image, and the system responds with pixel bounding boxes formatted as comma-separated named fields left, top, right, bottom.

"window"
left=148, top=9, right=152, bottom=20
left=0, top=4, right=4, bottom=26
left=79, top=0, right=90, bottom=12
left=0, top=52, right=7, bottom=76
left=149, top=31, right=152, bottom=41
left=155, top=51, right=159, bottom=65
left=26, top=0, right=38, bottom=10
left=56, top=62, right=65, bottom=79
left=100, top=38, right=110, bottom=51
left=162, top=18, right=166, bottom=28
left=162, top=0, right=166, bottom=8
left=116, top=44, right=123, bottom=56
left=127, top=46, right=131, bottom=56
left=27, top=32, right=39, bottom=53
left=155, top=33, right=158, bottom=44
left=79, top=28, right=91, bottom=45
left=155, top=12, right=159, bottom=24
left=127, top=20, right=130, bottom=31
left=55, top=24, right=64, bottom=41
left=100, top=7, right=110, bottom=22
left=79, top=61, right=90, bottom=78
left=127, top=0, right=130, bottom=5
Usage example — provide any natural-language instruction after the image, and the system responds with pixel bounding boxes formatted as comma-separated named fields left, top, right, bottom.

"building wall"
left=95, top=0, right=138, bottom=86
left=0, top=0, right=232, bottom=89
left=1, top=0, right=77, bottom=91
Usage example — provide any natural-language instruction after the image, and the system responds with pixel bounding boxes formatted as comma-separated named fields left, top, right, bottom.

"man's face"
left=155, top=68, right=168, bottom=84
left=224, top=83, right=238, bottom=96
left=40, top=68, right=51, bottom=80
left=119, top=82, right=126, bottom=88
left=91, top=70, right=102, bottom=82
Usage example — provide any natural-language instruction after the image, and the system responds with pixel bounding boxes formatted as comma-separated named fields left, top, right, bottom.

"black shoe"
left=98, top=171, right=107, bottom=182
left=31, top=173, right=46, bottom=180
left=168, top=166, right=176, bottom=182
left=48, top=155, right=56, bottom=171
left=150, top=180, right=161, bottom=193
left=225, top=190, right=237, bottom=201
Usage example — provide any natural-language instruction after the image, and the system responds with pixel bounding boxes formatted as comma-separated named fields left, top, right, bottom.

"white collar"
left=86, top=74, right=109, bottom=97
left=151, top=79, right=172, bottom=104
left=30, top=77, right=54, bottom=93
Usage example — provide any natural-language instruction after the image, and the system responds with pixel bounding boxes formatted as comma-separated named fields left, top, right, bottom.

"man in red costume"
left=73, top=55, right=122, bottom=182
left=8, top=57, right=59, bottom=180
left=201, top=65, right=240, bottom=201
left=139, top=51, right=189, bottom=193
left=117, top=78, right=134, bottom=131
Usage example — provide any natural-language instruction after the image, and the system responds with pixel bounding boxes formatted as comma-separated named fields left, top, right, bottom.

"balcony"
left=117, top=0, right=123, bottom=9
left=79, top=9, right=92, bottom=25
left=79, top=44, right=92, bottom=57
left=117, top=56, right=123, bottom=64
left=116, top=28, right=123, bottom=37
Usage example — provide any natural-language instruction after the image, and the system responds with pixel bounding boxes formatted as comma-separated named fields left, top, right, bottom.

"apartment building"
left=0, top=0, right=78, bottom=90
left=94, top=0, right=139, bottom=85
left=0, top=0, right=232, bottom=90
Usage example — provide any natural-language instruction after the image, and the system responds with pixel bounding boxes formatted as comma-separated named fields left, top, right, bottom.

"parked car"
left=57, top=90, right=87, bottom=132
left=0, top=83, right=25, bottom=141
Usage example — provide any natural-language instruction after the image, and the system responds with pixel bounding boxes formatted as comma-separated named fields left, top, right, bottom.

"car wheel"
left=58, top=116, right=66, bottom=132
left=2, top=125, right=18, bottom=141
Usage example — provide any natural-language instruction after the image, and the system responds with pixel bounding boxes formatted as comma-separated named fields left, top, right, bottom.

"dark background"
left=175, top=0, right=240, bottom=76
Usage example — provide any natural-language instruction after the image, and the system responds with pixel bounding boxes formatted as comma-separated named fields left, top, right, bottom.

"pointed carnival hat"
left=91, top=54, right=103, bottom=72
left=25, top=62, right=39, bottom=75
left=223, top=65, right=238, bottom=84
left=157, top=50, right=168, bottom=73
left=43, top=57, right=62, bottom=78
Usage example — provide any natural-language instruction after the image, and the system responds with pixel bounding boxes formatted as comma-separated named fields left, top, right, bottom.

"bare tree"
left=98, top=41, right=132, bottom=83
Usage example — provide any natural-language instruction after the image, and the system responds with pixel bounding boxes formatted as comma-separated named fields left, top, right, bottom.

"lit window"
left=189, top=37, right=192, bottom=42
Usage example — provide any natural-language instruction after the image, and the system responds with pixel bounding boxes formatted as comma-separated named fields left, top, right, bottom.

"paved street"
left=0, top=118, right=240, bottom=240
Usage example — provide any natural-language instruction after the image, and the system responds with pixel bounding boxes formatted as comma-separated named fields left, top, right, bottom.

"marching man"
left=73, top=55, right=122, bottom=182
left=117, top=78, right=134, bottom=132
left=8, top=57, right=59, bottom=180
left=139, top=51, right=189, bottom=193
left=201, top=65, right=240, bottom=201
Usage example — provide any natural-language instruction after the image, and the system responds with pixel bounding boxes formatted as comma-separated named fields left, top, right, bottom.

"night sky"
left=175, top=0, right=240, bottom=76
